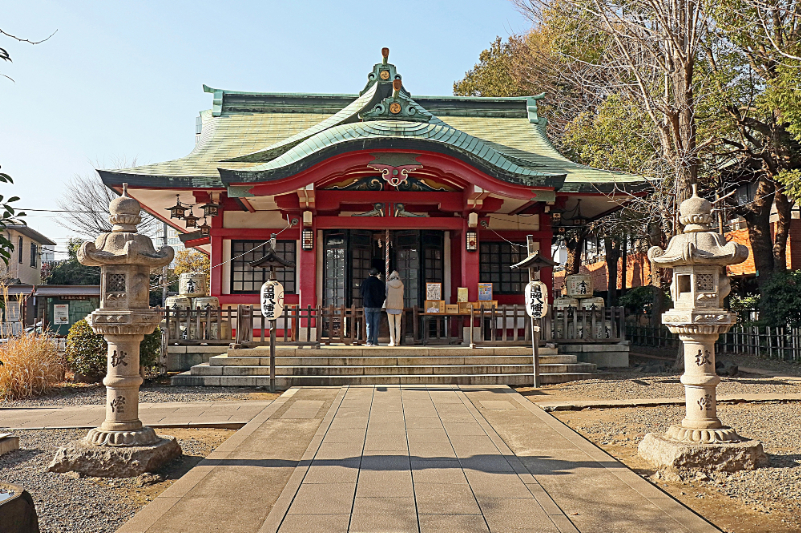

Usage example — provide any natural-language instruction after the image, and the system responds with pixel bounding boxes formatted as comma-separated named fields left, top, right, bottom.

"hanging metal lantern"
left=199, top=218, right=211, bottom=236
left=183, top=208, right=199, bottom=228
left=166, top=195, right=186, bottom=219
left=200, top=201, right=221, bottom=218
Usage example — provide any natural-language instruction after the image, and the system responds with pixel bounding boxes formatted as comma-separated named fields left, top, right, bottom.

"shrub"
left=758, top=270, right=801, bottom=327
left=618, top=285, right=672, bottom=316
left=65, top=319, right=162, bottom=379
left=0, top=332, right=65, bottom=400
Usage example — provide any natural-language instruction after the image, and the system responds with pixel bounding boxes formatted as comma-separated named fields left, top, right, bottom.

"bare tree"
left=0, top=27, right=56, bottom=81
left=515, top=0, right=708, bottom=210
left=57, top=164, right=159, bottom=239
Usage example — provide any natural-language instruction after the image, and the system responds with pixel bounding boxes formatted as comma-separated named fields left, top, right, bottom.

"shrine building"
left=98, top=49, right=644, bottom=314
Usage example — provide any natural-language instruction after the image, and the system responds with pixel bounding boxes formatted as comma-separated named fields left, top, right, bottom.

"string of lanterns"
left=166, top=194, right=221, bottom=237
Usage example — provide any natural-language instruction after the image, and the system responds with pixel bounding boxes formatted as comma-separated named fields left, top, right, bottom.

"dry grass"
left=0, top=332, right=65, bottom=399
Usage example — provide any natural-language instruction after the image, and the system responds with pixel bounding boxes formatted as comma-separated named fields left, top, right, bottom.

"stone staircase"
left=171, top=346, right=597, bottom=387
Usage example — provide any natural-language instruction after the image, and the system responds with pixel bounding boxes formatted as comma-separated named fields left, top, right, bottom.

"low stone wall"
left=558, top=342, right=630, bottom=367
left=167, top=346, right=228, bottom=372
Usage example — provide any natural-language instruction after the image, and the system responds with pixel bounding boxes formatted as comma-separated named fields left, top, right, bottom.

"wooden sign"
left=426, top=283, right=442, bottom=301
left=424, top=300, right=444, bottom=313
left=457, top=287, right=469, bottom=302
left=525, top=281, right=548, bottom=318
left=260, top=280, right=284, bottom=320
left=478, top=283, right=493, bottom=301
left=445, top=304, right=459, bottom=313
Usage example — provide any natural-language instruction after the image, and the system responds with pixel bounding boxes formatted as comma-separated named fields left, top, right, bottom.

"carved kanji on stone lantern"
left=48, top=185, right=181, bottom=477
left=639, top=186, right=767, bottom=471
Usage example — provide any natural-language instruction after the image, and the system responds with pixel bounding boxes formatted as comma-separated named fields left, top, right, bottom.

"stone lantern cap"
left=78, top=185, right=174, bottom=268
left=647, top=186, right=748, bottom=269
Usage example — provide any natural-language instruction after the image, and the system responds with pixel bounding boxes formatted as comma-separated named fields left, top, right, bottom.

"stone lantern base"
left=639, top=432, right=768, bottom=472
left=47, top=435, right=180, bottom=478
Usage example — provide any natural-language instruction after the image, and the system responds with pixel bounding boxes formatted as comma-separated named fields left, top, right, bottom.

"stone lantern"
left=48, top=185, right=181, bottom=477
left=639, top=186, right=767, bottom=471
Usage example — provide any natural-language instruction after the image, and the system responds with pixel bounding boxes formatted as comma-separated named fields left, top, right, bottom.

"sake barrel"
left=564, top=274, right=593, bottom=298
left=579, top=297, right=605, bottom=310
left=192, top=296, right=219, bottom=309
left=179, top=272, right=207, bottom=297
left=553, top=297, right=579, bottom=310
left=165, top=295, right=191, bottom=309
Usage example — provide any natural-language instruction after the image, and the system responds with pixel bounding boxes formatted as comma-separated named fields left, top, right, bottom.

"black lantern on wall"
left=167, top=195, right=187, bottom=219
left=465, top=230, right=478, bottom=252
left=302, top=228, right=314, bottom=251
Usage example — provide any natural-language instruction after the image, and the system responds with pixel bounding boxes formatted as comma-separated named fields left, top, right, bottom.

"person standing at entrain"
left=360, top=268, right=385, bottom=346
left=385, top=271, right=404, bottom=346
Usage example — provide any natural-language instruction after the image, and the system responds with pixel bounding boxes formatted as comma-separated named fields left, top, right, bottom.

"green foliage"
left=64, top=319, right=106, bottom=378
left=453, top=36, right=533, bottom=97
left=758, top=270, right=801, bottom=327
left=729, top=293, right=760, bottom=323
left=0, top=169, right=25, bottom=265
left=618, top=286, right=672, bottom=316
left=65, top=319, right=162, bottom=379
left=45, top=238, right=100, bottom=285
left=561, top=93, right=657, bottom=174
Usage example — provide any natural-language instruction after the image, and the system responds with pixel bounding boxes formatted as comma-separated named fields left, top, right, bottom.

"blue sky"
left=1, top=1, right=531, bottom=256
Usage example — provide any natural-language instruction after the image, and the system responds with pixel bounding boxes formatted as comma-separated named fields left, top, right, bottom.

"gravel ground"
left=534, top=353, right=801, bottom=401
left=553, top=402, right=801, bottom=533
left=0, top=428, right=233, bottom=533
left=1, top=382, right=271, bottom=408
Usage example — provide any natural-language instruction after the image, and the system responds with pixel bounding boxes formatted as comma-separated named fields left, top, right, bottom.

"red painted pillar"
left=298, top=221, right=317, bottom=317
left=540, top=213, right=554, bottom=302
left=460, top=220, right=480, bottom=301
left=210, top=213, right=224, bottom=298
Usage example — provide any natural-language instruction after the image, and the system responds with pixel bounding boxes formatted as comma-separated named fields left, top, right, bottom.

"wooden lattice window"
left=230, top=240, right=296, bottom=294
left=479, top=242, right=527, bottom=295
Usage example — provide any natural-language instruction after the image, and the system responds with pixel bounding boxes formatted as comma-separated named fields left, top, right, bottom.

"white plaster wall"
left=221, top=240, right=231, bottom=295
left=224, top=211, right=287, bottom=229
left=487, top=214, right=540, bottom=231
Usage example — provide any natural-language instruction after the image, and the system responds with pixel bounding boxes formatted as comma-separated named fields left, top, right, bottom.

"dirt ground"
left=549, top=405, right=801, bottom=533
left=89, top=428, right=236, bottom=508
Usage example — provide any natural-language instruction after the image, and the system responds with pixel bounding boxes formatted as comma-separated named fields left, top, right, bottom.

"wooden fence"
left=627, top=323, right=801, bottom=362
left=162, top=304, right=627, bottom=347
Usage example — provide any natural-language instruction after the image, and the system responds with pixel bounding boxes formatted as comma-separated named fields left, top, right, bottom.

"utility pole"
left=162, top=222, right=169, bottom=307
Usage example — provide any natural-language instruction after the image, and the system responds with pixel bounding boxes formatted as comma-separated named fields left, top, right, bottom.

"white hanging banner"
left=260, top=280, right=284, bottom=321
left=525, top=281, right=548, bottom=318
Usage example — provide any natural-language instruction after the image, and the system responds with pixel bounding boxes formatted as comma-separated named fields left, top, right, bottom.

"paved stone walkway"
left=118, top=386, right=719, bottom=533
left=0, top=401, right=272, bottom=430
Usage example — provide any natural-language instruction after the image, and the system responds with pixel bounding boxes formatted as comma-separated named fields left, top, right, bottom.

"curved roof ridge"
left=218, top=119, right=565, bottom=185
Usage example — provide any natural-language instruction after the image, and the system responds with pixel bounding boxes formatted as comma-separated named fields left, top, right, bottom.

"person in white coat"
left=385, top=271, right=404, bottom=346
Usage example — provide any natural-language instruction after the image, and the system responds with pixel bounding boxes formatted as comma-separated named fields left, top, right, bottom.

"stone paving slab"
left=536, top=393, right=801, bottom=412
left=111, top=385, right=721, bottom=532
left=0, top=401, right=273, bottom=430
left=249, top=386, right=718, bottom=533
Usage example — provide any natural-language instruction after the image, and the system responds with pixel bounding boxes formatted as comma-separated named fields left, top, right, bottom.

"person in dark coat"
left=361, top=268, right=385, bottom=346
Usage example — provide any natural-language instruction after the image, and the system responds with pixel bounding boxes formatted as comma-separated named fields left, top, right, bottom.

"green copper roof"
left=99, top=54, right=644, bottom=194
left=219, top=120, right=565, bottom=188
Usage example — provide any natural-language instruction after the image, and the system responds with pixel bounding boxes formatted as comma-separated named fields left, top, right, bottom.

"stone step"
left=171, top=372, right=596, bottom=387
left=189, top=362, right=596, bottom=377
left=225, top=346, right=559, bottom=357
left=208, top=355, right=578, bottom=367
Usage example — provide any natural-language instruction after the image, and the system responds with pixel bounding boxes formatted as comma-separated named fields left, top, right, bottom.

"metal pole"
left=269, top=266, right=276, bottom=393
left=531, top=317, right=540, bottom=388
